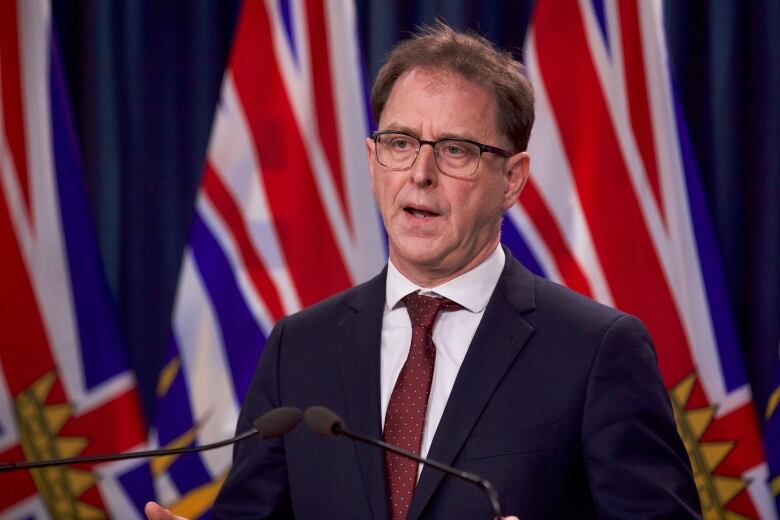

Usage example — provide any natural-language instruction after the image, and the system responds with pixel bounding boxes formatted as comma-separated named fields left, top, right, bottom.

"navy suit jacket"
left=214, top=250, right=700, bottom=519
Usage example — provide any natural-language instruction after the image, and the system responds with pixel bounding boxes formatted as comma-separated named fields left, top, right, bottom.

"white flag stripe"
left=744, top=460, right=777, bottom=519
left=0, top=80, right=33, bottom=258
left=590, top=0, right=691, bottom=304
left=209, top=75, right=303, bottom=315
left=635, top=0, right=731, bottom=405
left=715, top=384, right=756, bottom=419
left=0, top=360, right=20, bottom=451
left=18, top=0, right=110, bottom=413
left=173, top=251, right=241, bottom=475
left=151, top=449, right=180, bottom=507
left=325, top=0, right=385, bottom=282
left=638, top=2, right=732, bottom=404
left=505, top=204, right=564, bottom=286
left=268, top=0, right=375, bottom=284
left=197, top=193, right=277, bottom=335
left=524, top=33, right=616, bottom=306
left=598, top=0, right=731, bottom=405
left=95, top=456, right=151, bottom=520
left=580, top=0, right=680, bottom=295
left=2, top=496, right=49, bottom=520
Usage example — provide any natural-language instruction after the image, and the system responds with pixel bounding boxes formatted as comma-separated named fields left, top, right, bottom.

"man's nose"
left=409, top=143, right=438, bottom=187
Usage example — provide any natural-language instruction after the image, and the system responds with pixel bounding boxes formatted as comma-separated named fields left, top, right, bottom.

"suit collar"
left=337, top=268, right=389, bottom=520
left=406, top=249, right=537, bottom=519
left=493, top=245, right=536, bottom=314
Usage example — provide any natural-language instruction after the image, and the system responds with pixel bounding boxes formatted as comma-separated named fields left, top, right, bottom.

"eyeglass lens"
left=375, top=133, right=480, bottom=177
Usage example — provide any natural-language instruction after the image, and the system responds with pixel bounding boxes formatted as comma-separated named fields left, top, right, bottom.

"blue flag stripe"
left=590, top=0, right=610, bottom=57
left=156, top=337, right=200, bottom=443
left=501, top=214, right=548, bottom=279
left=49, top=25, right=128, bottom=389
left=167, top=452, right=215, bottom=496
left=189, top=212, right=267, bottom=402
left=119, top=463, right=158, bottom=517
left=155, top=336, right=216, bottom=492
left=672, top=93, right=748, bottom=392
left=278, top=0, right=298, bottom=66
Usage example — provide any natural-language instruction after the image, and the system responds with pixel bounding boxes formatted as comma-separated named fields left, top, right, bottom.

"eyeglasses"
left=371, top=130, right=512, bottom=178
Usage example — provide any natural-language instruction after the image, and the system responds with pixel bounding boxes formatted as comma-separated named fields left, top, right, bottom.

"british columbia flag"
left=150, top=1, right=384, bottom=517
left=0, top=0, right=153, bottom=518
left=510, top=0, right=778, bottom=517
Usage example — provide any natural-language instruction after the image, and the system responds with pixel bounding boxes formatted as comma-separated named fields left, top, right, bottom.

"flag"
left=150, top=1, right=384, bottom=517
left=0, top=0, right=153, bottom=518
left=501, top=0, right=776, bottom=517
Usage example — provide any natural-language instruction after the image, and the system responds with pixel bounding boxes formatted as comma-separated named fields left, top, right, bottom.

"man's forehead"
left=378, top=67, right=500, bottom=142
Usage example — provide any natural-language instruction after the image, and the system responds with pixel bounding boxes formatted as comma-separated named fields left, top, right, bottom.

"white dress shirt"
left=380, top=245, right=505, bottom=460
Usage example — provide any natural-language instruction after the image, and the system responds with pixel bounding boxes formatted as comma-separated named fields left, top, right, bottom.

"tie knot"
left=401, top=293, right=461, bottom=330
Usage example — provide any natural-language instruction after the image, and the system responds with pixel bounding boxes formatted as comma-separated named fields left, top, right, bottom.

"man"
left=147, top=23, right=700, bottom=519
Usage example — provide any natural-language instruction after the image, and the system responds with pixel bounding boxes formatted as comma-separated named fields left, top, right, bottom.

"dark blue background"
left=52, top=1, right=779, bottom=424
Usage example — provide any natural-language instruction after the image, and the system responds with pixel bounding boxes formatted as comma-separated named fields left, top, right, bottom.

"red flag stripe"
left=0, top=0, right=32, bottom=223
left=203, top=162, right=285, bottom=320
left=726, top=491, right=760, bottom=520
left=61, top=389, right=147, bottom=462
left=230, top=0, right=352, bottom=306
left=617, top=0, right=665, bottom=223
left=0, top=180, right=55, bottom=393
left=533, top=0, right=692, bottom=386
left=520, top=181, right=593, bottom=297
left=0, top=446, right=37, bottom=510
left=698, top=402, right=765, bottom=475
left=305, top=0, right=351, bottom=231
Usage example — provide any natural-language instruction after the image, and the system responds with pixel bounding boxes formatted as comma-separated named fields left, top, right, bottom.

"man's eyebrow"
left=436, top=132, right=479, bottom=142
left=378, top=124, right=480, bottom=142
left=378, top=123, right=418, bottom=135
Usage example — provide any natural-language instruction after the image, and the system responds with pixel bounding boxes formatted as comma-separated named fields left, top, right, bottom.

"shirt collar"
left=385, top=245, right=505, bottom=313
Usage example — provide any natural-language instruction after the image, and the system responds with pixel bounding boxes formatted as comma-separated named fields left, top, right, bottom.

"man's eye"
left=443, top=144, right=466, bottom=156
left=390, top=138, right=412, bottom=150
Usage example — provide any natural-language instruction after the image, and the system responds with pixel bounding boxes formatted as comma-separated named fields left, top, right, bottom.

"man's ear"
left=502, top=151, right=530, bottom=210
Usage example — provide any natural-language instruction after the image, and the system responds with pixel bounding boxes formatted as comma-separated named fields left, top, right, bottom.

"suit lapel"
left=336, top=269, right=389, bottom=520
left=407, top=254, right=536, bottom=520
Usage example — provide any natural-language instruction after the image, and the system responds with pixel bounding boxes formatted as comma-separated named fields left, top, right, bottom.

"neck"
left=391, top=239, right=500, bottom=288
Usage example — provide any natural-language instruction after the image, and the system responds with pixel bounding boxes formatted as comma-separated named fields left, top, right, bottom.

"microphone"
left=0, top=406, right=302, bottom=472
left=304, top=406, right=504, bottom=519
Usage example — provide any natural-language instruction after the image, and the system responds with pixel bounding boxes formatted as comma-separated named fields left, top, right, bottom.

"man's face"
left=366, top=68, right=529, bottom=285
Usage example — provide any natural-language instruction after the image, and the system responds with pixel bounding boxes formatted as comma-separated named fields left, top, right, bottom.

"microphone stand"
left=335, top=423, right=503, bottom=519
left=0, top=406, right=302, bottom=472
left=0, top=429, right=258, bottom=471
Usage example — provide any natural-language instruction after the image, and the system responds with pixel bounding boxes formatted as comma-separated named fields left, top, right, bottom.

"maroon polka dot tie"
left=383, top=293, right=461, bottom=520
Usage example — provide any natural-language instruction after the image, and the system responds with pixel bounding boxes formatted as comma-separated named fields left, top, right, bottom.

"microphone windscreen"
left=252, top=407, right=303, bottom=439
left=303, top=406, right=344, bottom=437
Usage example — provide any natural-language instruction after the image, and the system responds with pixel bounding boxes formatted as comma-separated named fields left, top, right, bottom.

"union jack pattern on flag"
left=150, top=1, right=384, bottom=517
left=0, top=0, right=153, bottom=518
left=504, top=0, right=777, bottom=517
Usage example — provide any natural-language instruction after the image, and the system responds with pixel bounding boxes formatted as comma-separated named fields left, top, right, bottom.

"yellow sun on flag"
left=15, top=371, right=105, bottom=519
left=670, top=372, right=750, bottom=520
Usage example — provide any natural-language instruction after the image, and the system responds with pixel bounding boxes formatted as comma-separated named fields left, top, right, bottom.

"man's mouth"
left=404, top=206, right=440, bottom=218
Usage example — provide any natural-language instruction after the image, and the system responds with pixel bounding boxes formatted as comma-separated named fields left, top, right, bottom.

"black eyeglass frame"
left=370, top=130, right=513, bottom=177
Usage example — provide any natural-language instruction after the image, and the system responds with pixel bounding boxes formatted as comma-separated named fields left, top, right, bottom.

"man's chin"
left=390, top=241, right=461, bottom=278
left=391, top=237, right=441, bottom=260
